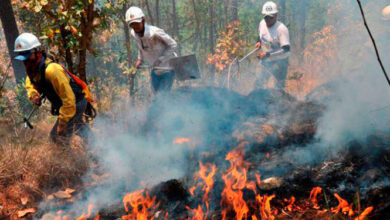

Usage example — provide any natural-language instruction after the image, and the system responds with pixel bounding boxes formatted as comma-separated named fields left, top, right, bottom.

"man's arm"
left=265, top=45, right=290, bottom=58
left=25, top=77, right=42, bottom=106
left=45, top=63, right=76, bottom=126
left=155, top=29, right=177, bottom=63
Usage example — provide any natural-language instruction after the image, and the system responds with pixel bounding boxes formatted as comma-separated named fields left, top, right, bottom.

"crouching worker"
left=14, top=33, right=92, bottom=146
left=126, top=6, right=177, bottom=93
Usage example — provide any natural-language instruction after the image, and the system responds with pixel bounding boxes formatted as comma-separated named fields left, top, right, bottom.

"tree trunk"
left=0, top=0, right=26, bottom=82
left=145, top=0, right=154, bottom=25
left=208, top=0, right=215, bottom=54
left=231, top=0, right=238, bottom=22
left=122, top=3, right=136, bottom=102
left=59, top=25, right=74, bottom=73
left=224, top=0, right=230, bottom=26
left=279, top=0, right=287, bottom=23
left=78, top=0, right=95, bottom=82
left=208, top=0, right=216, bottom=78
left=191, top=0, right=201, bottom=51
left=155, top=0, right=160, bottom=26
left=171, top=0, right=181, bottom=55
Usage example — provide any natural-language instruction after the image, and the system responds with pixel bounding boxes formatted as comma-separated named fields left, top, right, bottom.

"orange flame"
left=76, top=204, right=94, bottom=220
left=284, top=196, right=296, bottom=212
left=221, top=145, right=250, bottom=220
left=256, top=194, right=275, bottom=220
left=187, top=205, right=205, bottom=220
left=309, top=187, right=322, bottom=209
left=173, top=137, right=191, bottom=145
left=331, top=193, right=354, bottom=216
left=354, top=206, right=374, bottom=220
left=122, top=189, right=157, bottom=220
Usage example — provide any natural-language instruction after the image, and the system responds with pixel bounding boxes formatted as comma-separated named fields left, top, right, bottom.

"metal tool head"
left=169, top=54, right=201, bottom=81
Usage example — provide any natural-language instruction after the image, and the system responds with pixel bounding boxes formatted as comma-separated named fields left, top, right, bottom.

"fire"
left=221, top=145, right=250, bottom=220
left=72, top=144, right=375, bottom=220
left=309, top=186, right=322, bottom=209
left=331, top=193, right=354, bottom=216
left=187, top=205, right=205, bottom=220
left=122, top=189, right=157, bottom=220
left=173, top=137, right=191, bottom=145
left=354, top=206, right=374, bottom=220
left=198, top=162, right=217, bottom=204
left=284, top=196, right=297, bottom=212
left=76, top=204, right=95, bottom=220
left=256, top=194, right=276, bottom=220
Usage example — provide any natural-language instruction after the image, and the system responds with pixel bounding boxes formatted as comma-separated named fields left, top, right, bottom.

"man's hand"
left=255, top=42, right=261, bottom=49
left=31, top=95, right=42, bottom=106
left=135, top=59, right=142, bottom=69
left=257, top=51, right=267, bottom=59
left=57, top=123, right=67, bottom=136
left=153, top=59, right=162, bottom=67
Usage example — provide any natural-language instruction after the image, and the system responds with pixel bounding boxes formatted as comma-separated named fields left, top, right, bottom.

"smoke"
left=283, top=0, right=390, bottom=164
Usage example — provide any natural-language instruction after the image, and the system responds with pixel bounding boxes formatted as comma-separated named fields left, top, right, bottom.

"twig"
left=356, top=0, right=390, bottom=87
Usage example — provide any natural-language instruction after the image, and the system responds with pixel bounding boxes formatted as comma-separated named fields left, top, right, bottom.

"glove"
left=57, top=123, right=67, bottom=136
left=31, top=95, right=42, bottom=107
left=135, top=59, right=142, bottom=69
left=257, top=51, right=267, bottom=59
left=255, top=42, right=261, bottom=49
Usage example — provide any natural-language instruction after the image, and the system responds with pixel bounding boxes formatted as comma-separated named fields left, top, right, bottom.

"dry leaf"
left=17, top=208, right=36, bottom=218
left=53, top=190, right=72, bottom=199
left=21, top=197, right=29, bottom=205
left=65, top=188, right=76, bottom=194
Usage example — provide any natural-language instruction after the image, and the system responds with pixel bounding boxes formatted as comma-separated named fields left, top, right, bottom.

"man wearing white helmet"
left=14, top=33, right=91, bottom=146
left=382, top=5, right=390, bottom=21
left=126, top=6, right=177, bottom=93
left=255, top=1, right=290, bottom=90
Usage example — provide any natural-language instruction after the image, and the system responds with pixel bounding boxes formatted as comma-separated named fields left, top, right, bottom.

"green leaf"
left=40, top=0, right=48, bottom=6
left=34, top=4, right=42, bottom=12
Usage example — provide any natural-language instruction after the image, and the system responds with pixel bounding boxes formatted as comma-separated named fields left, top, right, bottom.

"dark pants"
left=258, top=59, right=289, bottom=89
left=50, top=98, right=88, bottom=146
left=151, top=70, right=175, bottom=93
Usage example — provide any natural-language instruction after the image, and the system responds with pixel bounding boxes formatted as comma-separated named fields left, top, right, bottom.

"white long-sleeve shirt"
left=131, top=24, right=177, bottom=75
left=258, top=19, right=290, bottom=62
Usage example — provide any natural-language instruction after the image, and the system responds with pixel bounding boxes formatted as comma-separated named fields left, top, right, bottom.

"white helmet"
left=14, top=33, right=41, bottom=53
left=14, top=33, right=41, bottom=61
left=382, top=5, right=390, bottom=21
left=262, top=1, right=278, bottom=16
left=125, top=6, right=145, bottom=24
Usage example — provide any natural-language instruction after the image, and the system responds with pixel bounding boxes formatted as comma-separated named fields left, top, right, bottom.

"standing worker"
left=14, top=33, right=91, bottom=146
left=255, top=1, right=290, bottom=90
left=126, top=6, right=178, bottom=93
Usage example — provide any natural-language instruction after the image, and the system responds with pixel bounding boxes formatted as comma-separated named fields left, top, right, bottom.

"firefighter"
left=382, top=5, right=390, bottom=21
left=126, top=6, right=177, bottom=93
left=14, top=33, right=90, bottom=146
left=255, top=1, right=290, bottom=90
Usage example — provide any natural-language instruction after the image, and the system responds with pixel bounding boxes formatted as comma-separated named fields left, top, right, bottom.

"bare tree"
left=171, top=0, right=181, bottom=55
left=231, top=0, right=238, bottom=22
left=0, top=0, right=26, bottom=82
